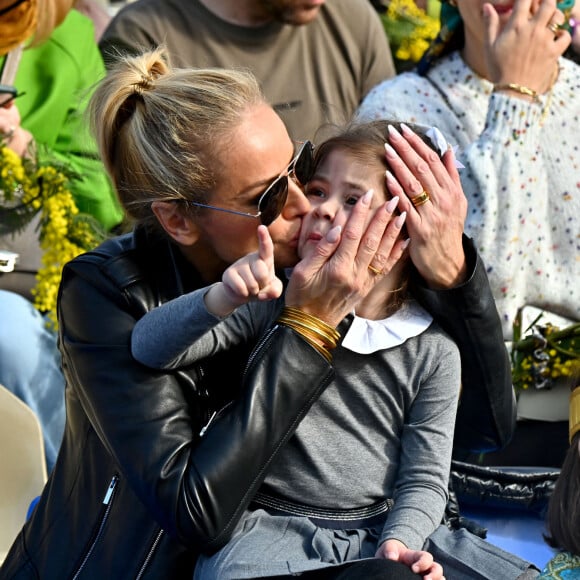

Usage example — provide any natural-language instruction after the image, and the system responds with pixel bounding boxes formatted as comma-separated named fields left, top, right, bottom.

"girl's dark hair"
left=313, top=120, right=437, bottom=180
left=544, top=373, right=580, bottom=555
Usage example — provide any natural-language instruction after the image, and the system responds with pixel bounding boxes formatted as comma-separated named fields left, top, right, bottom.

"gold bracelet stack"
left=570, top=386, right=580, bottom=443
left=492, top=83, right=540, bottom=104
left=277, top=306, right=341, bottom=363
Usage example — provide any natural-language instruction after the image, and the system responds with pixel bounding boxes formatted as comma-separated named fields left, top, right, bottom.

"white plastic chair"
left=0, top=383, right=48, bottom=565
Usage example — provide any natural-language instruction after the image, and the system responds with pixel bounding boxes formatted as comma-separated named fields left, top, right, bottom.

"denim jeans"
left=0, top=290, right=65, bottom=472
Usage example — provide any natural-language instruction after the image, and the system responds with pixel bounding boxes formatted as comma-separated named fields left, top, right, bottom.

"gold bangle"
left=278, top=318, right=326, bottom=345
left=277, top=306, right=341, bottom=361
left=493, top=83, right=540, bottom=104
left=277, top=315, right=338, bottom=351
left=277, top=320, right=332, bottom=362
left=280, top=306, right=340, bottom=346
left=570, top=387, right=580, bottom=443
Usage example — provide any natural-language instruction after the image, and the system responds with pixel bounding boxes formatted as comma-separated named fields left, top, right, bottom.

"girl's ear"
left=151, top=201, right=200, bottom=245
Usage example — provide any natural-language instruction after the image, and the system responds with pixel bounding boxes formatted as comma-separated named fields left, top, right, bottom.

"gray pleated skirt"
left=194, top=508, right=383, bottom=579
left=193, top=509, right=538, bottom=580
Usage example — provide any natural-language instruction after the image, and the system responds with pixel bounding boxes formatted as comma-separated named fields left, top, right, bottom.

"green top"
left=3, top=9, right=123, bottom=230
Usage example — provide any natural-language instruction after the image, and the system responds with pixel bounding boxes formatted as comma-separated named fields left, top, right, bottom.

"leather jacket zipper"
left=71, top=475, right=119, bottom=580
left=135, top=528, right=164, bottom=580
left=199, top=410, right=217, bottom=436
left=242, top=326, right=277, bottom=378
left=199, top=401, right=233, bottom=437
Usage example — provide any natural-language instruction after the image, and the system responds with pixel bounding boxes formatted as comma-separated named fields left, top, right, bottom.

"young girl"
left=131, top=120, right=462, bottom=580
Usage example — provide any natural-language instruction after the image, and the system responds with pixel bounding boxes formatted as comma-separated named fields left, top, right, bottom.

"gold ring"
left=368, top=264, right=382, bottom=276
left=410, top=190, right=430, bottom=207
left=547, top=21, right=560, bottom=34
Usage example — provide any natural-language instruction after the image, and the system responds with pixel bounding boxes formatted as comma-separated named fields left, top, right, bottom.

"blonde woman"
left=1, top=48, right=512, bottom=579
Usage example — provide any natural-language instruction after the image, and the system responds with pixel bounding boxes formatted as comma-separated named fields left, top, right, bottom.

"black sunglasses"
left=188, top=140, right=314, bottom=226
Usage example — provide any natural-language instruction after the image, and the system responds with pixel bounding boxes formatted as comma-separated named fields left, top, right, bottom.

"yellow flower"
left=511, top=310, right=580, bottom=393
left=1, top=142, right=106, bottom=329
left=380, top=0, right=440, bottom=65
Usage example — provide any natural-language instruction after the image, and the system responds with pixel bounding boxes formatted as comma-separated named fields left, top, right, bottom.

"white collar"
left=342, top=301, right=433, bottom=354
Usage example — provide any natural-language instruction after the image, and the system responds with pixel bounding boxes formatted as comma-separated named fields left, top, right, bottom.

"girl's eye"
left=305, top=187, right=326, bottom=199
left=345, top=195, right=359, bottom=206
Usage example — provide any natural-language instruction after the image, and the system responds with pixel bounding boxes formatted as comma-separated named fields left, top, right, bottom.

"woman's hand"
left=0, top=102, right=33, bottom=157
left=204, top=225, right=283, bottom=317
left=384, top=123, right=467, bottom=289
left=376, top=539, right=445, bottom=580
left=285, top=189, right=408, bottom=328
left=484, top=0, right=570, bottom=93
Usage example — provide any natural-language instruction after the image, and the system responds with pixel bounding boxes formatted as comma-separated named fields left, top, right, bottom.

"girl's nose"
left=313, top=197, right=339, bottom=221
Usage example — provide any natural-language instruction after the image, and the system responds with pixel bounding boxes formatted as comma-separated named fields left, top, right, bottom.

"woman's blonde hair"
left=88, top=47, right=266, bottom=231
left=33, top=0, right=75, bottom=46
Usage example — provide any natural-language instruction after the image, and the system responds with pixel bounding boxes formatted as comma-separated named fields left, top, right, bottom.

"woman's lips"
left=287, top=229, right=302, bottom=248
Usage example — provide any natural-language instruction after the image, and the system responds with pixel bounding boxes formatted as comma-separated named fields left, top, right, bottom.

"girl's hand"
left=376, top=539, right=445, bottom=580
left=385, top=123, right=467, bottom=289
left=204, top=225, right=283, bottom=317
left=285, top=189, right=408, bottom=328
left=484, top=0, right=570, bottom=93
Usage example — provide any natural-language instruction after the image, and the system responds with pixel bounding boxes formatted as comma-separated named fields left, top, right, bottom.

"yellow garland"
left=1, top=144, right=104, bottom=329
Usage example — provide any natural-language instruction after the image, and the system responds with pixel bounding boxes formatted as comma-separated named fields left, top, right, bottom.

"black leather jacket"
left=0, top=228, right=335, bottom=579
left=0, top=230, right=514, bottom=579
left=411, top=236, right=516, bottom=458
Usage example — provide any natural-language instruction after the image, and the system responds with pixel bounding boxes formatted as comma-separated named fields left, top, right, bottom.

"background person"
left=358, top=0, right=578, bottom=338
left=0, top=0, right=123, bottom=473
left=98, top=0, right=396, bottom=141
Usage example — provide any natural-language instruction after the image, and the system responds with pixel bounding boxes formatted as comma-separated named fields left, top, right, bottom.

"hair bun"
left=131, top=72, right=154, bottom=95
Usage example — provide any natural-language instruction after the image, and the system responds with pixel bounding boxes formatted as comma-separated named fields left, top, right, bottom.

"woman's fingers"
left=483, top=3, right=501, bottom=46
left=510, top=0, right=535, bottom=22
left=485, top=0, right=568, bottom=87
left=286, top=191, right=406, bottom=327
left=365, top=209, right=408, bottom=275
left=330, top=188, right=375, bottom=265
left=398, top=123, right=451, bottom=189
left=535, top=0, right=559, bottom=25
left=351, top=193, right=404, bottom=272
left=383, top=129, right=468, bottom=288
left=387, top=124, right=466, bottom=217
left=384, top=125, right=446, bottom=211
